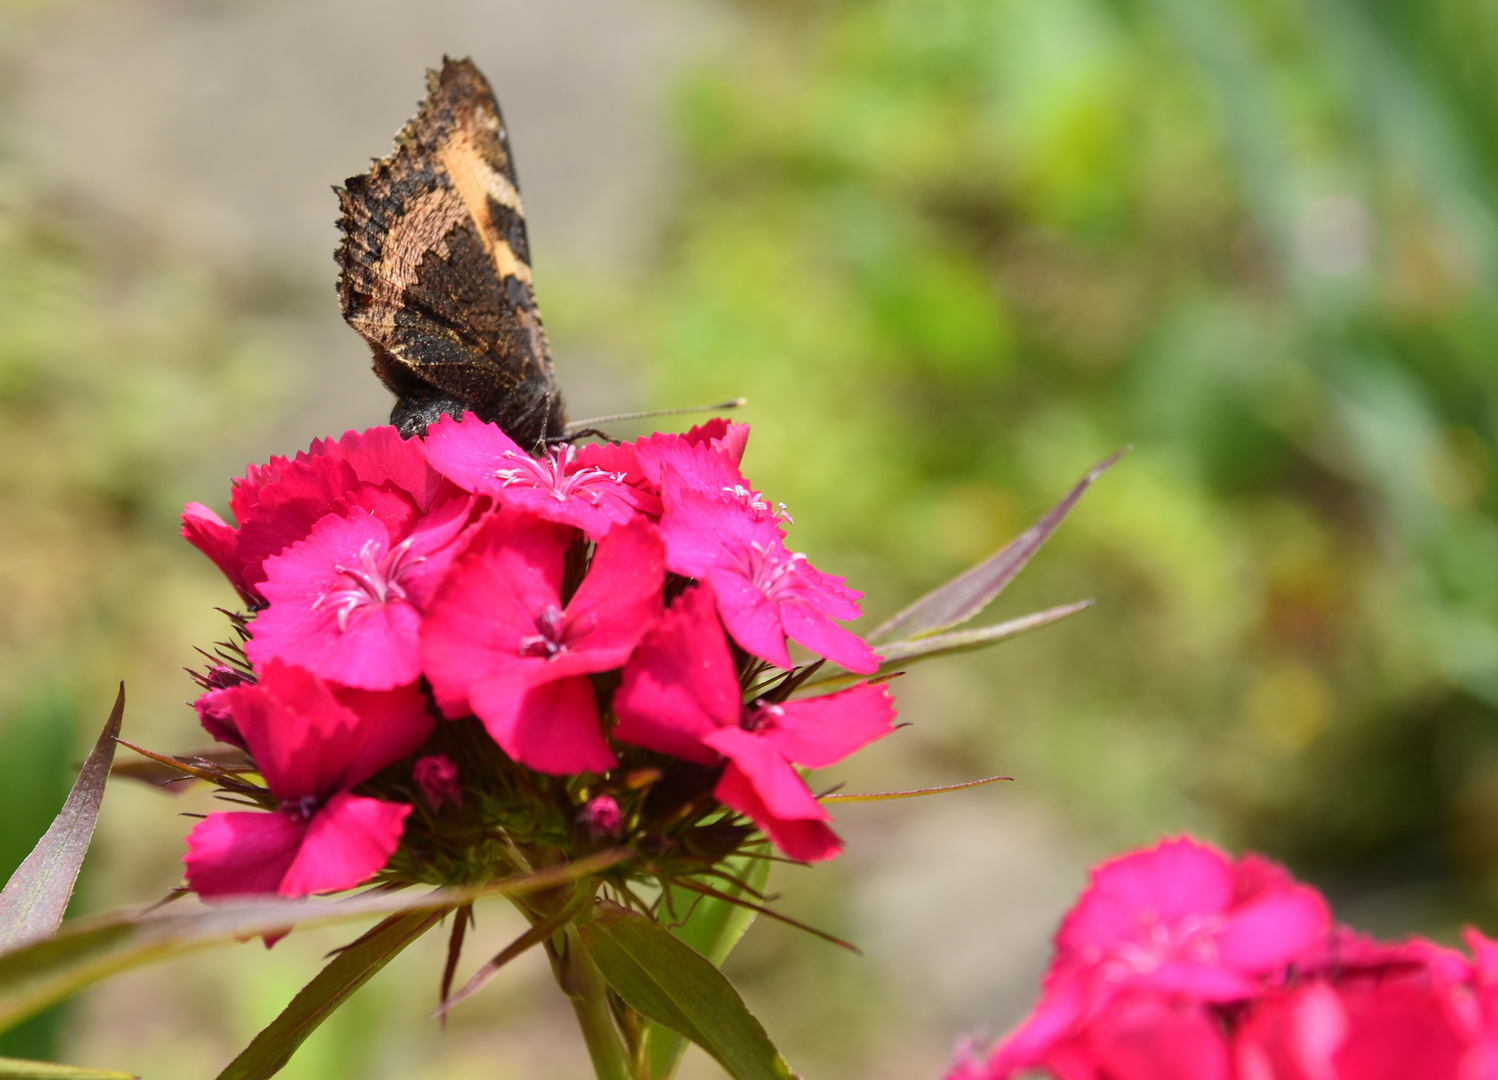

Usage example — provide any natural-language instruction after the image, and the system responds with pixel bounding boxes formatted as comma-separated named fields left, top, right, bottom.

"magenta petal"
left=470, top=668, right=616, bottom=775
left=320, top=425, right=445, bottom=510
left=183, top=810, right=306, bottom=899
left=778, top=599, right=880, bottom=673
left=1061, top=994, right=1234, bottom=1080
left=714, top=764, right=841, bottom=863
left=768, top=684, right=897, bottom=768
left=248, top=510, right=425, bottom=690
left=1059, top=838, right=1236, bottom=960
left=221, top=660, right=423, bottom=798
left=561, top=517, right=665, bottom=659
left=181, top=502, right=256, bottom=605
left=707, top=569, right=794, bottom=669
left=701, top=726, right=828, bottom=822
left=1216, top=884, right=1331, bottom=974
left=329, top=682, right=434, bottom=788
left=419, top=411, right=527, bottom=496
left=278, top=793, right=411, bottom=897
left=613, top=585, right=738, bottom=764
left=420, top=509, right=571, bottom=717
left=683, top=418, right=750, bottom=464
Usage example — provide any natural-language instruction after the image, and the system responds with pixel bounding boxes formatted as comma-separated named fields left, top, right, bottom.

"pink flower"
left=244, top=493, right=471, bottom=690
left=421, top=413, right=657, bottom=536
left=984, top=838, right=1331, bottom=1077
left=613, top=585, right=896, bottom=862
left=657, top=459, right=878, bottom=674
left=182, top=426, right=454, bottom=605
left=413, top=755, right=463, bottom=809
left=182, top=661, right=431, bottom=899
left=420, top=509, right=665, bottom=775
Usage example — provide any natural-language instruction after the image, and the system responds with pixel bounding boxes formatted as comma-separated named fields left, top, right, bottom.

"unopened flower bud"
left=414, top=754, right=462, bottom=809
left=580, top=794, right=622, bottom=840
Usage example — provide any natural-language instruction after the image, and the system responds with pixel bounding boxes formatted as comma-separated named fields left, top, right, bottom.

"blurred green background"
left=4, top=0, right=1498, bottom=1076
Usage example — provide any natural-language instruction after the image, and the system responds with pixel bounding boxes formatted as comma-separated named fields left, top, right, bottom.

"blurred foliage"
left=577, top=0, right=1498, bottom=930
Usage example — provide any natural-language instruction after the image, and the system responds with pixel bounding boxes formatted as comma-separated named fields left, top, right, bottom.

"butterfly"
left=336, top=57, right=565, bottom=447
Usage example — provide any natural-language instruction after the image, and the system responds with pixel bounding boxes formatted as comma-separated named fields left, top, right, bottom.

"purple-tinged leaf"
left=871, top=448, right=1126, bottom=644
left=821, top=774, right=1012, bottom=804
left=0, top=1057, right=137, bottom=1078
left=0, top=849, right=628, bottom=1034
left=0, top=685, right=125, bottom=950
left=215, top=908, right=446, bottom=1080
left=803, top=600, right=1092, bottom=695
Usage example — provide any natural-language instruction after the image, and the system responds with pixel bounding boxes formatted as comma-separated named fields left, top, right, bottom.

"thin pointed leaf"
left=215, top=908, right=446, bottom=1080
left=871, top=449, right=1126, bottom=644
left=0, top=849, right=627, bottom=1033
left=579, top=901, right=794, bottom=1080
left=876, top=600, right=1092, bottom=663
left=434, top=890, right=589, bottom=1016
left=646, top=850, right=772, bottom=1080
left=820, top=773, right=1013, bottom=804
left=0, top=1059, right=136, bottom=1079
left=805, top=600, right=1092, bottom=695
left=0, top=685, right=125, bottom=950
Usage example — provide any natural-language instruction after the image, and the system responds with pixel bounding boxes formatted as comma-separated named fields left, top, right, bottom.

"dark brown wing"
left=336, top=57, right=565, bottom=446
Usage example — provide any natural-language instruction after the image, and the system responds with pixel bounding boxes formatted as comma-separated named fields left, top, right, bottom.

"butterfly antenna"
left=562, top=398, right=747, bottom=434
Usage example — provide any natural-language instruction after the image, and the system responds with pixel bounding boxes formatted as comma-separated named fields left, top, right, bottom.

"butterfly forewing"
left=336, top=57, right=565, bottom=447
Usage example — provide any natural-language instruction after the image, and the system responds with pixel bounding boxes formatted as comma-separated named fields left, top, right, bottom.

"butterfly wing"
left=336, top=57, right=565, bottom=446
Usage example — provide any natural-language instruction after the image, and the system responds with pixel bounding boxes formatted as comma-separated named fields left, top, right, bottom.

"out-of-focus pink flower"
left=657, top=463, right=878, bottom=674
left=413, top=754, right=462, bottom=809
left=613, top=585, right=895, bottom=862
left=421, top=413, right=657, bottom=536
left=420, top=509, right=665, bottom=775
left=183, top=661, right=430, bottom=900
left=982, top=837, right=1331, bottom=1077
left=182, top=426, right=454, bottom=605
left=245, top=493, right=471, bottom=690
left=580, top=794, right=623, bottom=840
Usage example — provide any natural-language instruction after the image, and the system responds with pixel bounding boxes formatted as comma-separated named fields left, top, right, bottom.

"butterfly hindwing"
left=336, top=57, right=565, bottom=446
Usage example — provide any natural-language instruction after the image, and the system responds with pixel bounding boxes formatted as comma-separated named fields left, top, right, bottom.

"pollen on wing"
left=495, top=444, right=627, bottom=506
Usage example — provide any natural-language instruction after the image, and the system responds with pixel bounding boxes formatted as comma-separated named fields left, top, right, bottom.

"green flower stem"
left=549, top=921, right=634, bottom=1080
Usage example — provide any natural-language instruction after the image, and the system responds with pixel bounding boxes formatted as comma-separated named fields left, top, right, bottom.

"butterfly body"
left=336, top=58, right=565, bottom=447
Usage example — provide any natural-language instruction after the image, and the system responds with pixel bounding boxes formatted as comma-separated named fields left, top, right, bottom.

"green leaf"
left=214, top=908, right=445, bottom=1080
left=579, top=901, right=794, bottom=1080
left=0, top=850, right=626, bottom=1034
left=0, top=686, right=125, bottom=950
left=870, top=449, right=1125, bottom=645
left=0, top=1057, right=136, bottom=1079
left=644, top=852, right=772, bottom=1080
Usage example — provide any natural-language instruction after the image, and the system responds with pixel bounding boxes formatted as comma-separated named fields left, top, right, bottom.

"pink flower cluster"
left=950, top=837, right=1498, bottom=1080
left=180, top=416, right=895, bottom=900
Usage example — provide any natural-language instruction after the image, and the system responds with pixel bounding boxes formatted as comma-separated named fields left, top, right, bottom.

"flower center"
left=741, top=700, right=784, bottom=732
left=495, top=444, right=627, bottom=505
left=314, top=538, right=423, bottom=632
left=279, top=794, right=321, bottom=821
left=1099, top=910, right=1227, bottom=979
left=518, top=604, right=569, bottom=658
left=722, top=484, right=794, bottom=524
left=732, top=540, right=807, bottom=601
